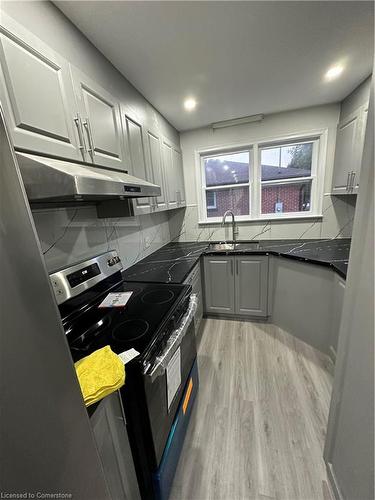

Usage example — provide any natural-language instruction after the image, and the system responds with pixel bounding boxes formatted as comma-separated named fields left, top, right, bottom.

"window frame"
left=200, top=148, right=252, bottom=222
left=196, top=130, right=327, bottom=224
left=259, top=138, right=318, bottom=217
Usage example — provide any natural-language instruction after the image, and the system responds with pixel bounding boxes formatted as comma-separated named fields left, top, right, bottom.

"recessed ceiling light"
left=184, top=98, right=197, bottom=111
left=325, top=64, right=344, bottom=81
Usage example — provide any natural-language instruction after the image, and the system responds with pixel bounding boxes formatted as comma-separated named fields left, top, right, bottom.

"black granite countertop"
left=122, top=239, right=350, bottom=284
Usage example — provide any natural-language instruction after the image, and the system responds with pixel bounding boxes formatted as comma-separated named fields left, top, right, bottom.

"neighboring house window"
left=198, top=134, right=324, bottom=223
left=206, top=191, right=217, bottom=210
left=202, top=150, right=251, bottom=219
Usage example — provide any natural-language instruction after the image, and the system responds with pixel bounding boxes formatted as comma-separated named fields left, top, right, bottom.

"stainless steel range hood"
left=16, top=152, right=161, bottom=202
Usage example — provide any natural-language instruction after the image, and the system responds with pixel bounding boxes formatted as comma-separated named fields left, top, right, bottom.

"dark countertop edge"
left=122, top=253, right=203, bottom=285
left=123, top=240, right=348, bottom=284
left=203, top=248, right=347, bottom=279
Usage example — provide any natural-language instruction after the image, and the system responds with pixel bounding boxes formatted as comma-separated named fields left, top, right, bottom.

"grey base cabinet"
left=203, top=256, right=235, bottom=314
left=90, top=391, right=141, bottom=500
left=203, top=255, right=269, bottom=317
left=235, top=256, right=269, bottom=316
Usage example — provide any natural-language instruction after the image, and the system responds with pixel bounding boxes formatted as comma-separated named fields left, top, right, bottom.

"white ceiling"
left=55, top=1, right=374, bottom=132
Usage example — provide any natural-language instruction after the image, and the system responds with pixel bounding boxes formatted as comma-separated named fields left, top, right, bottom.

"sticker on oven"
left=118, top=348, right=140, bottom=365
left=98, top=291, right=133, bottom=308
left=166, top=347, right=181, bottom=411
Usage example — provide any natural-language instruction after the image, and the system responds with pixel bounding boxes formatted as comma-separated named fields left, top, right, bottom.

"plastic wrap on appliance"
left=146, top=294, right=198, bottom=378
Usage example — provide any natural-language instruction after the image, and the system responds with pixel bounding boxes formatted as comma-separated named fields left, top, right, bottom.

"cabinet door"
left=203, top=256, right=235, bottom=314
left=71, top=66, right=125, bottom=169
left=172, top=147, right=186, bottom=207
left=162, top=140, right=177, bottom=209
left=147, top=130, right=167, bottom=211
left=124, top=114, right=153, bottom=214
left=352, top=105, right=369, bottom=193
left=90, top=392, right=140, bottom=500
left=0, top=18, right=81, bottom=160
left=235, top=256, right=269, bottom=316
left=332, top=111, right=360, bottom=195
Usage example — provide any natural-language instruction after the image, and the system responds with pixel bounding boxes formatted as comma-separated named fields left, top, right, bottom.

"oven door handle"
left=145, top=294, right=198, bottom=380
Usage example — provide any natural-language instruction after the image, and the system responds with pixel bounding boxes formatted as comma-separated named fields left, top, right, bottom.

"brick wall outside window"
left=261, top=184, right=303, bottom=213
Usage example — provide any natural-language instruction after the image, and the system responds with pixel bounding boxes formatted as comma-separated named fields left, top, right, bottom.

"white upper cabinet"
left=70, top=66, right=126, bottom=170
left=123, top=113, right=153, bottom=214
left=172, top=147, right=186, bottom=207
left=147, top=130, right=167, bottom=211
left=0, top=16, right=81, bottom=160
left=162, top=140, right=186, bottom=210
left=331, top=104, right=368, bottom=195
left=162, top=140, right=177, bottom=209
left=0, top=12, right=181, bottom=214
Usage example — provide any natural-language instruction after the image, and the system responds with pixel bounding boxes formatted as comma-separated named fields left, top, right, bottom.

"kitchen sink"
left=208, top=241, right=260, bottom=252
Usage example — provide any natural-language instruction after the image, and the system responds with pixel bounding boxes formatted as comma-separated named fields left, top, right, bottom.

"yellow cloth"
left=75, top=346, right=125, bottom=406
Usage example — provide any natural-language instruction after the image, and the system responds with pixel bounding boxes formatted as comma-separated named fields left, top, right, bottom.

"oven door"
left=142, top=297, right=197, bottom=466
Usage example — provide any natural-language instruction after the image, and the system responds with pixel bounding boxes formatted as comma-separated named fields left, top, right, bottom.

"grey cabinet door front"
left=124, top=114, right=153, bottom=214
left=235, top=256, right=269, bottom=316
left=91, top=392, right=140, bottom=500
left=203, top=256, right=235, bottom=314
left=162, top=140, right=177, bottom=209
left=332, top=111, right=360, bottom=194
left=0, top=19, right=80, bottom=160
left=71, top=66, right=125, bottom=169
left=172, top=147, right=186, bottom=207
left=147, top=130, right=167, bottom=211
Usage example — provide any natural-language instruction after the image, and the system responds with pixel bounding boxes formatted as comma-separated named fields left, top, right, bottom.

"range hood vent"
left=16, top=152, right=161, bottom=202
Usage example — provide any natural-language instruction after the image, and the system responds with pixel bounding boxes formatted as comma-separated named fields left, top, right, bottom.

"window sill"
left=198, top=214, right=323, bottom=225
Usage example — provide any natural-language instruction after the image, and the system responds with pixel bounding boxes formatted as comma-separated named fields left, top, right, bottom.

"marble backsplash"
left=32, top=206, right=171, bottom=273
left=32, top=193, right=354, bottom=274
left=168, top=195, right=356, bottom=243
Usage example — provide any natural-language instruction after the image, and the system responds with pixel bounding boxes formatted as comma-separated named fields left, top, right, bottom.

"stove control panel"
left=49, top=250, right=123, bottom=305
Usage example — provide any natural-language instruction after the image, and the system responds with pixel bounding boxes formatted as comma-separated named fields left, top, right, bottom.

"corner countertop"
left=122, top=239, right=350, bottom=284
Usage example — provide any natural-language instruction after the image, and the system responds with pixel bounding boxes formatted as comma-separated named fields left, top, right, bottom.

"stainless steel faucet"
left=222, top=210, right=237, bottom=242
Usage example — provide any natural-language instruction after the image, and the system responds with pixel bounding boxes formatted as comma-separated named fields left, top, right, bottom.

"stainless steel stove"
left=50, top=251, right=198, bottom=500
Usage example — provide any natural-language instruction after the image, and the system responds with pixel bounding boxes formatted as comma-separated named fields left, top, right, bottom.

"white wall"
left=171, top=104, right=357, bottom=242
left=1, top=1, right=177, bottom=271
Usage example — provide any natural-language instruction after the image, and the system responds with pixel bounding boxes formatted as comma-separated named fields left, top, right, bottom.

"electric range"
left=50, top=250, right=198, bottom=500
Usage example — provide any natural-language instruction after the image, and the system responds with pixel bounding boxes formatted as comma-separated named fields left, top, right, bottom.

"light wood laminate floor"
left=170, top=319, right=334, bottom=500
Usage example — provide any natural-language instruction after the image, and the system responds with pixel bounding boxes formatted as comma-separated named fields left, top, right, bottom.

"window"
left=260, top=141, right=315, bottom=215
left=198, top=133, right=324, bottom=223
left=202, top=151, right=251, bottom=219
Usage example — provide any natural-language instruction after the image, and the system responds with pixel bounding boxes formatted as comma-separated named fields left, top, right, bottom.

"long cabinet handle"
left=230, top=259, right=234, bottom=275
left=346, top=172, right=351, bottom=192
left=83, top=117, right=95, bottom=160
left=351, top=172, right=356, bottom=190
left=73, top=115, right=86, bottom=156
left=236, top=259, right=239, bottom=275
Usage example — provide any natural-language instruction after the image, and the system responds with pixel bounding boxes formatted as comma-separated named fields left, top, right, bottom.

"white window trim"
left=195, top=129, right=328, bottom=224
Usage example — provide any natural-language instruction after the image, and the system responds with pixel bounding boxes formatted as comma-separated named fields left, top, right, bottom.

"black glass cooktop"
left=59, top=275, right=190, bottom=362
